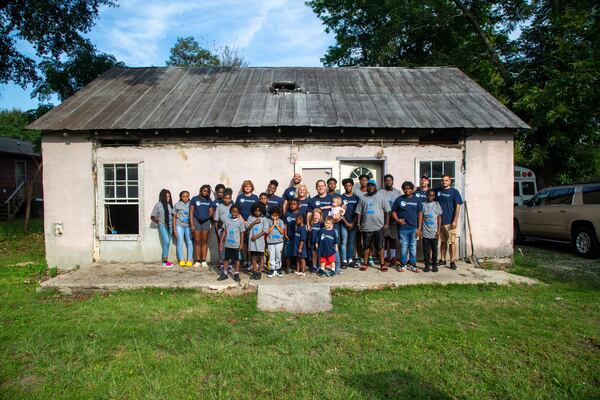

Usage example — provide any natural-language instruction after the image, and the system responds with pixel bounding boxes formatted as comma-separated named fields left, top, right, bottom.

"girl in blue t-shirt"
left=284, top=198, right=300, bottom=273
left=309, top=208, right=324, bottom=273
left=190, top=184, right=213, bottom=268
left=293, top=214, right=308, bottom=276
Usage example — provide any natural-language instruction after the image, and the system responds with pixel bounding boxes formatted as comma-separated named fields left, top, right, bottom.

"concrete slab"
left=257, top=284, right=332, bottom=313
left=39, top=260, right=537, bottom=297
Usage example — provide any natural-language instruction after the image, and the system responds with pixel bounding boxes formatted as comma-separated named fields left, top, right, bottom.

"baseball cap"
left=367, top=179, right=377, bottom=186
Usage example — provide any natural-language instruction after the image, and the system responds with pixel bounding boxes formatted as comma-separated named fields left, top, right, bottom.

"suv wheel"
left=572, top=226, right=599, bottom=258
left=513, top=220, right=525, bottom=244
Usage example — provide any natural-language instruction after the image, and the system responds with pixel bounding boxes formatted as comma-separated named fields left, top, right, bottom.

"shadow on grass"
left=344, top=370, right=452, bottom=400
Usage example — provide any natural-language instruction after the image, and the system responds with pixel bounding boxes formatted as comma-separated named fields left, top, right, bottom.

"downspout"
left=461, top=134, right=468, bottom=260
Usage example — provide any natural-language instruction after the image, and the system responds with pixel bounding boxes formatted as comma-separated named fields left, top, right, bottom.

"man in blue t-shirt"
left=340, top=178, right=360, bottom=268
left=282, top=173, right=303, bottom=213
left=392, top=181, right=421, bottom=272
left=414, top=176, right=431, bottom=203
left=435, top=174, right=463, bottom=270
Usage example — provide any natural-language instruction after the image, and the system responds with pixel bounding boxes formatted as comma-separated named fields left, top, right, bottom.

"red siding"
left=0, top=154, right=43, bottom=202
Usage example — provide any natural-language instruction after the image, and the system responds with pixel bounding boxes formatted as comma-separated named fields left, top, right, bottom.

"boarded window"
left=104, top=163, right=139, bottom=234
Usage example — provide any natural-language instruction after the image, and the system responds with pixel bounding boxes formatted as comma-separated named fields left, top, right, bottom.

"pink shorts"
left=319, top=255, right=336, bottom=265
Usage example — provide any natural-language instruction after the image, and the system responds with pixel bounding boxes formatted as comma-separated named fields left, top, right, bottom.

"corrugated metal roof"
left=0, top=137, right=38, bottom=156
left=28, top=66, right=529, bottom=131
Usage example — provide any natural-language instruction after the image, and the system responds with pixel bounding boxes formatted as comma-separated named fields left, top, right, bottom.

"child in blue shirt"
left=266, top=206, right=286, bottom=278
left=284, top=198, right=300, bottom=273
left=293, top=214, right=309, bottom=276
left=309, top=208, right=324, bottom=273
left=218, top=205, right=245, bottom=282
left=317, top=216, right=338, bottom=277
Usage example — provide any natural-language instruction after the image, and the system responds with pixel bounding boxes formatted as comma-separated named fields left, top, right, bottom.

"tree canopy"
left=1, top=0, right=116, bottom=87
left=307, top=0, right=600, bottom=184
left=166, top=37, right=248, bottom=67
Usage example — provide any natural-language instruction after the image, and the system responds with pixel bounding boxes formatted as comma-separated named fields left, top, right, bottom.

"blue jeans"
left=398, top=227, right=417, bottom=265
left=334, top=227, right=341, bottom=273
left=340, top=223, right=357, bottom=263
left=175, top=225, right=193, bottom=261
left=158, top=224, right=172, bottom=259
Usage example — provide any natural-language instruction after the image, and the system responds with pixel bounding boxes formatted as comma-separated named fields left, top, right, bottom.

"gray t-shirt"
left=247, top=216, right=268, bottom=252
left=223, top=217, right=245, bottom=249
left=151, top=202, right=174, bottom=226
left=421, top=201, right=443, bottom=239
left=380, top=188, right=402, bottom=224
left=216, top=203, right=232, bottom=222
left=173, top=200, right=190, bottom=227
left=356, top=191, right=391, bottom=232
left=266, top=218, right=286, bottom=244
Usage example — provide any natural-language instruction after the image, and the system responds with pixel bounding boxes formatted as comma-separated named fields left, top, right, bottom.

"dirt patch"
left=2, top=374, right=44, bottom=392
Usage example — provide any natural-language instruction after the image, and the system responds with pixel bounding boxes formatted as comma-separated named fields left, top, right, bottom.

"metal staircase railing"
left=2, top=181, right=26, bottom=220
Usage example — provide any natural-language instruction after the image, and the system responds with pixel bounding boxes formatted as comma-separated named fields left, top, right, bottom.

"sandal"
left=359, top=264, right=368, bottom=271
left=380, top=264, right=389, bottom=272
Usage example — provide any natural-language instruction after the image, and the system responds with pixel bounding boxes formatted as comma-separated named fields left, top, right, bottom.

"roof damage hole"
left=270, top=80, right=302, bottom=94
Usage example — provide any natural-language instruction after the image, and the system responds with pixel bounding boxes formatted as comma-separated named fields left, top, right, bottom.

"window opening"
left=103, top=163, right=139, bottom=234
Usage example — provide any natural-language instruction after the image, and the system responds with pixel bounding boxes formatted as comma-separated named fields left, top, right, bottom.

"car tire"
left=513, top=219, right=525, bottom=245
left=572, top=226, right=599, bottom=258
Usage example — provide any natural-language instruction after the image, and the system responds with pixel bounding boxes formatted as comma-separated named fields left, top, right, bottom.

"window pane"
left=116, top=185, right=126, bottom=198
left=105, top=185, right=114, bottom=198
left=514, top=182, right=520, bottom=196
left=431, top=179, right=442, bottom=189
left=105, top=204, right=139, bottom=234
left=432, top=161, right=443, bottom=179
left=127, top=165, right=138, bottom=181
left=128, top=185, right=138, bottom=199
left=531, top=190, right=551, bottom=206
left=522, top=182, right=536, bottom=195
left=104, top=165, right=114, bottom=181
left=420, top=162, right=431, bottom=179
left=583, top=185, right=600, bottom=204
left=549, top=187, right=574, bottom=205
left=116, top=165, right=126, bottom=180
left=443, top=161, right=455, bottom=178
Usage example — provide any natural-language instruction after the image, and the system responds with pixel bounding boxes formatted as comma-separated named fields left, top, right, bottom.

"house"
left=0, top=137, right=42, bottom=220
left=28, top=66, right=528, bottom=269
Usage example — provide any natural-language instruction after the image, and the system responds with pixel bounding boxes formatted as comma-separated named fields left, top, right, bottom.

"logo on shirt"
left=320, top=234, right=334, bottom=241
left=315, top=200, right=321, bottom=206
left=227, top=229, right=236, bottom=244
left=367, top=201, right=375, bottom=215
left=195, top=201, right=201, bottom=206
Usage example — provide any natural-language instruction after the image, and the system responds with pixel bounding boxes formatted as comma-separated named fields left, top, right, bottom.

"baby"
left=330, top=196, right=346, bottom=222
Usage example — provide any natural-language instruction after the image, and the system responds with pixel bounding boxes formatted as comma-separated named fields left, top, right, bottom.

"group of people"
left=150, top=172, right=463, bottom=281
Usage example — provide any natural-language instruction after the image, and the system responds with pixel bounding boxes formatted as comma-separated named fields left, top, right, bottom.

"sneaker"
left=424, top=265, right=431, bottom=273
left=249, top=272, right=256, bottom=280
left=341, top=261, right=348, bottom=269
left=432, top=265, right=439, bottom=273
left=233, top=273, right=241, bottom=282
left=163, top=262, right=173, bottom=268
left=267, top=271, right=276, bottom=278
left=450, top=261, right=457, bottom=270
left=348, top=260, right=356, bottom=268
left=194, top=261, right=201, bottom=268
left=409, top=265, right=420, bottom=273
left=178, top=261, right=185, bottom=267
left=368, top=261, right=376, bottom=268
left=438, top=259, right=447, bottom=266
left=299, top=272, right=305, bottom=277
left=185, top=261, right=193, bottom=267
left=278, top=269, right=286, bottom=276
left=217, top=273, right=228, bottom=281
left=397, top=265, right=407, bottom=272
left=201, top=261, right=209, bottom=269
left=256, top=272, right=262, bottom=280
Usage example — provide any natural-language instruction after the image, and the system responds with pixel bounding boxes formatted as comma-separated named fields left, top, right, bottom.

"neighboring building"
left=28, top=66, right=529, bottom=269
left=0, top=137, right=43, bottom=220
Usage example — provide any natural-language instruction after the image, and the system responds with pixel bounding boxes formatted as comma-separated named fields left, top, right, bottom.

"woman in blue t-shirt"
left=190, top=184, right=213, bottom=269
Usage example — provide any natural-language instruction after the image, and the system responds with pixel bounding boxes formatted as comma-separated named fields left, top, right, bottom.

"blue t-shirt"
left=267, top=194, right=284, bottom=209
left=341, top=193, right=359, bottom=222
left=298, top=198, right=310, bottom=215
left=435, top=187, right=463, bottom=225
left=392, top=194, right=421, bottom=229
left=211, top=197, right=224, bottom=210
left=309, top=193, right=334, bottom=217
left=284, top=210, right=299, bottom=240
left=283, top=186, right=297, bottom=201
left=310, top=221, right=323, bottom=247
left=191, top=195, right=213, bottom=223
left=413, top=189, right=429, bottom=203
left=318, top=228, right=338, bottom=257
left=292, top=225, right=309, bottom=259
left=235, top=193, right=259, bottom=220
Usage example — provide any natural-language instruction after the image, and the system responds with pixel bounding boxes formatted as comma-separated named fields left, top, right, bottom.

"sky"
left=0, top=0, right=334, bottom=111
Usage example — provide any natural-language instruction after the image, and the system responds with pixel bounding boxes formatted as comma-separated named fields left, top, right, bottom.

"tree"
left=0, top=105, right=53, bottom=152
left=215, top=44, right=248, bottom=67
left=166, top=37, right=220, bottom=67
left=306, top=0, right=529, bottom=97
left=0, top=0, right=116, bottom=87
left=512, top=0, right=600, bottom=184
left=33, top=43, right=125, bottom=102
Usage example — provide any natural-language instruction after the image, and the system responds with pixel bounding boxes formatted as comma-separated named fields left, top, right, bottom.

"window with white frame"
left=103, top=163, right=139, bottom=234
left=419, top=161, right=456, bottom=189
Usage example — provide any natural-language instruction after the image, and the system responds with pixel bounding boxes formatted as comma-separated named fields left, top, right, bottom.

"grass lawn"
left=1, top=219, right=599, bottom=399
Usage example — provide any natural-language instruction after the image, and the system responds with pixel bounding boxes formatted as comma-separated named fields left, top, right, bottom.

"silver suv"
left=514, top=183, right=600, bottom=257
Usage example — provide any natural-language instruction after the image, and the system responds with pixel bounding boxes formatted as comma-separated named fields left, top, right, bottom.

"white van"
left=514, top=166, right=538, bottom=206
